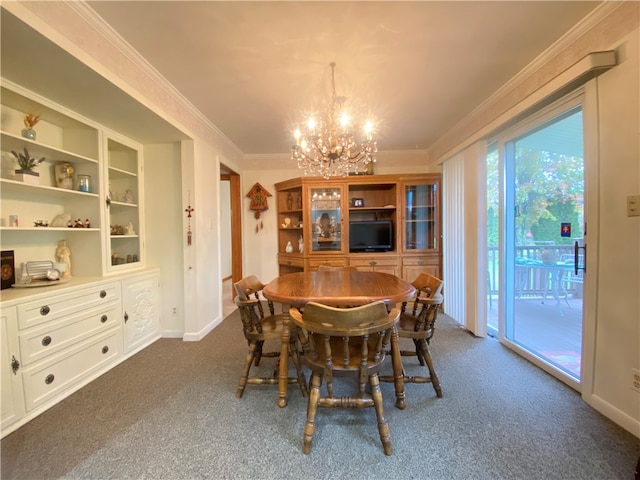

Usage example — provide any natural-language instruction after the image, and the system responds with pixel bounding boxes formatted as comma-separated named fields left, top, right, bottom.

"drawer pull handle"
left=102, top=346, right=109, bottom=354
left=40, top=305, right=50, bottom=316
left=124, top=312, right=129, bottom=323
left=42, top=336, right=52, bottom=347
left=418, top=260, right=425, bottom=265
left=99, top=290, right=107, bottom=298
left=11, top=356, right=20, bottom=374
left=45, top=374, right=55, bottom=385
left=100, top=315, right=108, bottom=323
left=369, top=261, right=377, bottom=266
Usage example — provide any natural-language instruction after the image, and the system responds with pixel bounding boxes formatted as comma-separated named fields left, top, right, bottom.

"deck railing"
left=487, top=245, right=583, bottom=298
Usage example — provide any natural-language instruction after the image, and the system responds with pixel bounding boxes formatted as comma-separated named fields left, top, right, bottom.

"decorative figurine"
left=123, top=189, right=133, bottom=204
left=285, top=241, right=294, bottom=253
left=55, top=240, right=71, bottom=277
left=51, top=213, right=71, bottom=228
left=298, top=235, right=304, bottom=253
left=54, top=162, right=75, bottom=190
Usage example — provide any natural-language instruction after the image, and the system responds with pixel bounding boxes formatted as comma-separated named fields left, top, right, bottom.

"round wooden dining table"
left=263, top=270, right=416, bottom=408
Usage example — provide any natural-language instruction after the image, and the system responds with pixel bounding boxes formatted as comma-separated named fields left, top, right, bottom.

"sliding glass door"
left=491, top=98, right=585, bottom=384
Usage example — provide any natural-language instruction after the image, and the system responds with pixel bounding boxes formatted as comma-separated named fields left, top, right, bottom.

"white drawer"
left=18, top=302, right=121, bottom=366
left=17, top=283, right=121, bottom=330
left=21, top=328, right=122, bottom=412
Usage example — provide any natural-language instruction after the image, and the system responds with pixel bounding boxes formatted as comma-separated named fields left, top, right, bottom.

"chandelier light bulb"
left=340, top=112, right=350, bottom=128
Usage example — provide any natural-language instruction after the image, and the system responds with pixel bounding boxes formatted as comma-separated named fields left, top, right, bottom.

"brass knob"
left=124, top=312, right=129, bottom=323
left=99, top=290, right=107, bottom=298
left=102, top=346, right=109, bottom=354
left=40, top=305, right=50, bottom=316
left=100, top=315, right=108, bottom=323
left=41, top=336, right=52, bottom=346
left=45, top=374, right=55, bottom=385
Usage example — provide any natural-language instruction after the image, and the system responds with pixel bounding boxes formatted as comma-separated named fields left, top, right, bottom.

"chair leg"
left=288, top=338, right=308, bottom=397
left=237, top=341, right=257, bottom=398
left=369, top=374, right=392, bottom=456
left=413, top=338, right=426, bottom=366
left=254, top=340, right=264, bottom=366
left=416, top=339, right=442, bottom=398
left=303, top=373, right=322, bottom=454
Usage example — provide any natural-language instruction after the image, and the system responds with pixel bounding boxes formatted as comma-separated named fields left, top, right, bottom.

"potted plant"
left=12, top=147, right=45, bottom=185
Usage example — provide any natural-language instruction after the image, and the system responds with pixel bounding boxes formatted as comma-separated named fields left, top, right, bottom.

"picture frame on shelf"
left=352, top=198, right=364, bottom=207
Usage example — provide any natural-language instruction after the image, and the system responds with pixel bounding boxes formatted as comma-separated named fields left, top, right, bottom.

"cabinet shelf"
left=108, top=165, right=137, bottom=178
left=349, top=206, right=396, bottom=212
left=1, top=132, right=99, bottom=166
left=110, top=200, right=138, bottom=208
left=110, top=234, right=139, bottom=239
left=0, top=179, right=99, bottom=199
left=0, top=227, right=100, bottom=232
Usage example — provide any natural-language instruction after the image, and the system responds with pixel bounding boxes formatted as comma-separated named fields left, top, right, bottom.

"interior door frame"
left=221, top=166, right=242, bottom=298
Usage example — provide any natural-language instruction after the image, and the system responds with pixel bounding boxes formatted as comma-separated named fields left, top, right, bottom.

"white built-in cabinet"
left=0, top=79, right=161, bottom=438
left=0, top=271, right=161, bottom=437
left=121, top=272, right=161, bottom=354
left=1, top=307, right=24, bottom=433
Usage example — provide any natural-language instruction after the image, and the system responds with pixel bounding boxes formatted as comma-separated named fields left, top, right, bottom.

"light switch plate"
left=627, top=194, right=640, bottom=217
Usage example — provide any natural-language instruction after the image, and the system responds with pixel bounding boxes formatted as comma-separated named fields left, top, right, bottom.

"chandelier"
left=292, top=62, right=377, bottom=179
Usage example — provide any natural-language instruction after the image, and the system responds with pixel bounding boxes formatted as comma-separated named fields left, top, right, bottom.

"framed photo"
left=352, top=198, right=364, bottom=207
left=1, top=250, right=15, bottom=290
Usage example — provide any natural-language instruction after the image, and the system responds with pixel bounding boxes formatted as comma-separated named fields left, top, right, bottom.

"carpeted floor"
left=1, top=309, right=638, bottom=479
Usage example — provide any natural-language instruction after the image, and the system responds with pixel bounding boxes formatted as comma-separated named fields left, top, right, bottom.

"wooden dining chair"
left=233, top=275, right=307, bottom=399
left=401, top=272, right=443, bottom=318
left=289, top=301, right=400, bottom=456
left=381, top=290, right=444, bottom=398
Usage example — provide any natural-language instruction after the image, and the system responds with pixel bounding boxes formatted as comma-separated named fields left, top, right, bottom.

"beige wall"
left=588, top=27, right=639, bottom=432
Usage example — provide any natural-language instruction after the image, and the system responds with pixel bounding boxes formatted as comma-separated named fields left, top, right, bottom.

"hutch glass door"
left=403, top=182, right=438, bottom=251
left=310, top=186, right=343, bottom=252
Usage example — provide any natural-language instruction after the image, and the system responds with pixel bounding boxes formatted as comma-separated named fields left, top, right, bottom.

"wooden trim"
left=229, top=172, right=242, bottom=298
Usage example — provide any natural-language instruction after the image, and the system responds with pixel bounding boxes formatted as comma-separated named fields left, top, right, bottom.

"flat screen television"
left=349, top=220, right=394, bottom=252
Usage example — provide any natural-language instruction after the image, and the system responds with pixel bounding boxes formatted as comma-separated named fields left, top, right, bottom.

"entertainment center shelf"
left=274, top=174, right=441, bottom=281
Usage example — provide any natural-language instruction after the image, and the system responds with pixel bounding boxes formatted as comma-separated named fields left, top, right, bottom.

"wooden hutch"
left=274, top=174, right=442, bottom=282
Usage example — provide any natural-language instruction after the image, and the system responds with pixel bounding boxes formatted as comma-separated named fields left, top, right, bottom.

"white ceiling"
left=85, top=1, right=600, bottom=156
left=4, top=2, right=602, bottom=156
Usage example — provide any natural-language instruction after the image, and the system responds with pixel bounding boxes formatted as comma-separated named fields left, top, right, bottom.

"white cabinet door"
left=122, top=271, right=160, bottom=355
left=104, top=133, right=144, bottom=273
left=1, top=306, right=25, bottom=434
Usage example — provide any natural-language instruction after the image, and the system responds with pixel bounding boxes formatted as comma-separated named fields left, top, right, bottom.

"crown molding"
left=427, top=0, right=631, bottom=164
left=472, top=1, right=623, bottom=114
left=66, top=1, right=243, bottom=158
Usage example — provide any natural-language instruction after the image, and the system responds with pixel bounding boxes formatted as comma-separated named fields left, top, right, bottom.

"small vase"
left=285, top=241, right=294, bottom=253
left=21, top=128, right=36, bottom=141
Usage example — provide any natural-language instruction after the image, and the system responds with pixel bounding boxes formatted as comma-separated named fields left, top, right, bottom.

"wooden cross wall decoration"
left=246, top=182, right=272, bottom=233
left=185, top=190, right=194, bottom=246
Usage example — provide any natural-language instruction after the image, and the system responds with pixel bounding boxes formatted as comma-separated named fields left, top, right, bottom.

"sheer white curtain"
left=442, top=141, right=488, bottom=336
